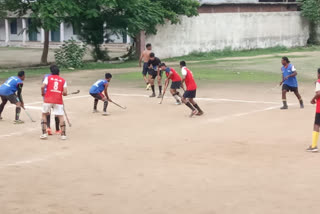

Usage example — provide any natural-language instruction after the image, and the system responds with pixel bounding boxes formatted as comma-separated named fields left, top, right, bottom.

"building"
left=142, top=0, right=309, bottom=58
left=0, top=13, right=131, bottom=48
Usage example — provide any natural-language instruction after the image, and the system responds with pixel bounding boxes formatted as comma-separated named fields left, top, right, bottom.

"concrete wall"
left=146, top=12, right=309, bottom=58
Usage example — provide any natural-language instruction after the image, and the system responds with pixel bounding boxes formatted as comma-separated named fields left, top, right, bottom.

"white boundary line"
left=0, top=152, right=66, bottom=168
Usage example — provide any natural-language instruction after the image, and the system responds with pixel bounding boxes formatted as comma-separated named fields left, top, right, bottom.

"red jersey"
left=316, top=79, right=320, bottom=113
left=165, top=67, right=181, bottom=82
left=181, top=67, right=197, bottom=91
left=44, top=75, right=66, bottom=105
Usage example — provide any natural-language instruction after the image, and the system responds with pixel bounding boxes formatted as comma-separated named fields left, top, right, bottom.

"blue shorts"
left=142, top=63, right=148, bottom=76
left=183, top=90, right=196, bottom=99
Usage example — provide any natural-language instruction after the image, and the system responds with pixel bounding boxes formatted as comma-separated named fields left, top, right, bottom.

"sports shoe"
left=146, top=83, right=151, bottom=90
left=47, top=128, right=52, bottom=135
left=102, top=112, right=109, bottom=116
left=55, top=130, right=62, bottom=135
left=175, top=101, right=182, bottom=105
left=300, top=102, right=304, bottom=109
left=14, top=120, right=24, bottom=124
left=306, top=146, right=318, bottom=152
left=40, top=133, right=48, bottom=140
left=189, top=109, right=198, bottom=118
left=280, top=106, right=288, bottom=110
left=149, top=93, right=156, bottom=98
left=158, top=94, right=162, bottom=98
left=92, top=109, right=99, bottom=113
left=196, top=111, right=204, bottom=116
left=61, top=135, right=67, bottom=140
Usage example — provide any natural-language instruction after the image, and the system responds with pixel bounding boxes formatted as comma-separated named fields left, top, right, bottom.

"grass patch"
left=164, top=46, right=320, bottom=62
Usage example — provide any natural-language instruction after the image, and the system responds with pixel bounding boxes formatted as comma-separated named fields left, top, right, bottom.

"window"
left=72, top=23, right=81, bottom=35
left=10, top=19, right=17, bottom=34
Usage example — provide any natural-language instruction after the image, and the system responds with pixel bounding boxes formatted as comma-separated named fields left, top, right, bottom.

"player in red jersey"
left=160, top=63, right=182, bottom=105
left=180, top=61, right=204, bottom=117
left=307, top=68, right=320, bottom=152
left=40, top=65, right=68, bottom=140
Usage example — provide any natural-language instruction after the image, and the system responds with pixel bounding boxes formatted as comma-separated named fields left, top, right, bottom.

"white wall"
left=146, top=12, right=310, bottom=58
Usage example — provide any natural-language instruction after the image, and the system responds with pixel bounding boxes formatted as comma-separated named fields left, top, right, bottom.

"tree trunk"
left=41, top=31, right=50, bottom=65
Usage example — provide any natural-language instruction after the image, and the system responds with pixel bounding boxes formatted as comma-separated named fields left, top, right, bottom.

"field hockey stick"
left=159, top=81, right=169, bottom=104
left=111, top=101, right=127, bottom=110
left=22, top=107, right=36, bottom=122
left=62, top=101, right=72, bottom=127
left=68, top=90, right=80, bottom=95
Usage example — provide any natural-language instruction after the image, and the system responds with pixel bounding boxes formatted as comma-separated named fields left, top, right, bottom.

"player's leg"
left=55, top=116, right=61, bottom=134
left=181, top=91, right=197, bottom=117
left=281, top=86, right=288, bottom=110
left=0, top=96, right=8, bottom=120
left=143, top=63, right=151, bottom=90
left=102, top=97, right=109, bottom=116
left=52, top=104, right=67, bottom=140
left=189, top=98, right=204, bottom=116
left=171, top=82, right=182, bottom=104
left=307, top=113, right=320, bottom=152
left=9, top=94, right=24, bottom=124
left=157, top=71, right=162, bottom=98
left=40, top=103, right=51, bottom=139
left=46, top=112, right=52, bottom=135
left=93, top=98, right=99, bottom=113
left=149, top=72, right=156, bottom=97
left=293, top=88, right=304, bottom=108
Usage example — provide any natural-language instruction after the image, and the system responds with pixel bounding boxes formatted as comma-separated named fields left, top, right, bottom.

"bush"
left=55, top=39, right=87, bottom=68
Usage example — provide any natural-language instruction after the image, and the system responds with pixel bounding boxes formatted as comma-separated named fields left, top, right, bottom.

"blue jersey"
left=89, top=79, right=108, bottom=94
left=282, top=64, right=298, bottom=87
left=0, top=76, right=23, bottom=96
left=43, top=74, right=51, bottom=94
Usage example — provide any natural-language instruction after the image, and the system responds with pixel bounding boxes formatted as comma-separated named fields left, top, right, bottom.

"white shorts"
left=42, top=103, right=64, bottom=116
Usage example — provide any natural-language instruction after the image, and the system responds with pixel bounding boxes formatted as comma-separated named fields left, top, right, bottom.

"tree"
left=299, top=0, right=320, bottom=44
left=3, top=0, right=81, bottom=64
left=74, top=0, right=200, bottom=60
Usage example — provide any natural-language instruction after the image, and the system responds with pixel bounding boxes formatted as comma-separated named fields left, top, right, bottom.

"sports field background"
left=1, top=47, right=320, bottom=214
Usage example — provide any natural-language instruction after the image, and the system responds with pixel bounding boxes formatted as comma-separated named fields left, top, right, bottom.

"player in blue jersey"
left=279, top=57, right=304, bottom=110
left=42, top=73, right=61, bottom=135
left=89, top=73, right=113, bottom=115
left=0, top=71, right=25, bottom=124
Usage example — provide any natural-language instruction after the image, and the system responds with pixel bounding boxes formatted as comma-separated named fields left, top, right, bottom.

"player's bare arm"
left=17, top=83, right=24, bottom=108
left=104, top=83, right=112, bottom=102
left=139, top=51, right=145, bottom=67
left=63, top=87, right=68, bottom=96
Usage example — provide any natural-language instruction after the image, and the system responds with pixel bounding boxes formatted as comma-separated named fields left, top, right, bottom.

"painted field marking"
left=0, top=152, right=66, bottom=168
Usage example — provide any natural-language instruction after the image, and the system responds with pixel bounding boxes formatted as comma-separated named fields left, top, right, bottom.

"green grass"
left=165, top=46, right=320, bottom=62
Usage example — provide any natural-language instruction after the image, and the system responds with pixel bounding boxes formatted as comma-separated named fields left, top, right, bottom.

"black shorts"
left=90, top=93, right=105, bottom=100
left=142, top=63, right=149, bottom=76
left=149, top=69, right=163, bottom=79
left=183, top=90, right=196, bottom=99
left=282, top=84, right=298, bottom=92
left=1, top=94, right=20, bottom=104
left=315, top=113, right=320, bottom=126
left=171, top=81, right=181, bottom=89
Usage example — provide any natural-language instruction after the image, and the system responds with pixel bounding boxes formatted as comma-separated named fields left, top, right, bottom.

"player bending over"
left=89, top=73, right=113, bottom=116
left=40, top=65, right=67, bottom=140
left=160, top=63, right=182, bottom=105
left=280, top=57, right=304, bottom=110
left=307, top=69, right=320, bottom=152
left=180, top=61, right=204, bottom=117
left=42, top=73, right=61, bottom=135
left=147, top=53, right=162, bottom=98
left=139, top=43, right=152, bottom=90
left=0, top=71, right=25, bottom=124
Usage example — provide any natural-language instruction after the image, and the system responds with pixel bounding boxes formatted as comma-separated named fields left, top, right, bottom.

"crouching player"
left=40, top=65, right=67, bottom=140
left=0, top=71, right=25, bottom=124
left=160, top=63, right=182, bottom=105
left=42, top=73, right=61, bottom=135
left=180, top=61, right=204, bottom=117
left=307, top=69, right=320, bottom=152
left=89, top=73, right=113, bottom=116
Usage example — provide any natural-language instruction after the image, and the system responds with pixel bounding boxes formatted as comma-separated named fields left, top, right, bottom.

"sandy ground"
left=0, top=69, right=320, bottom=214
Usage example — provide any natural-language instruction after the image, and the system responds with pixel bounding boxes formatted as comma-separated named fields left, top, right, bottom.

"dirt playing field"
left=0, top=63, right=319, bottom=214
